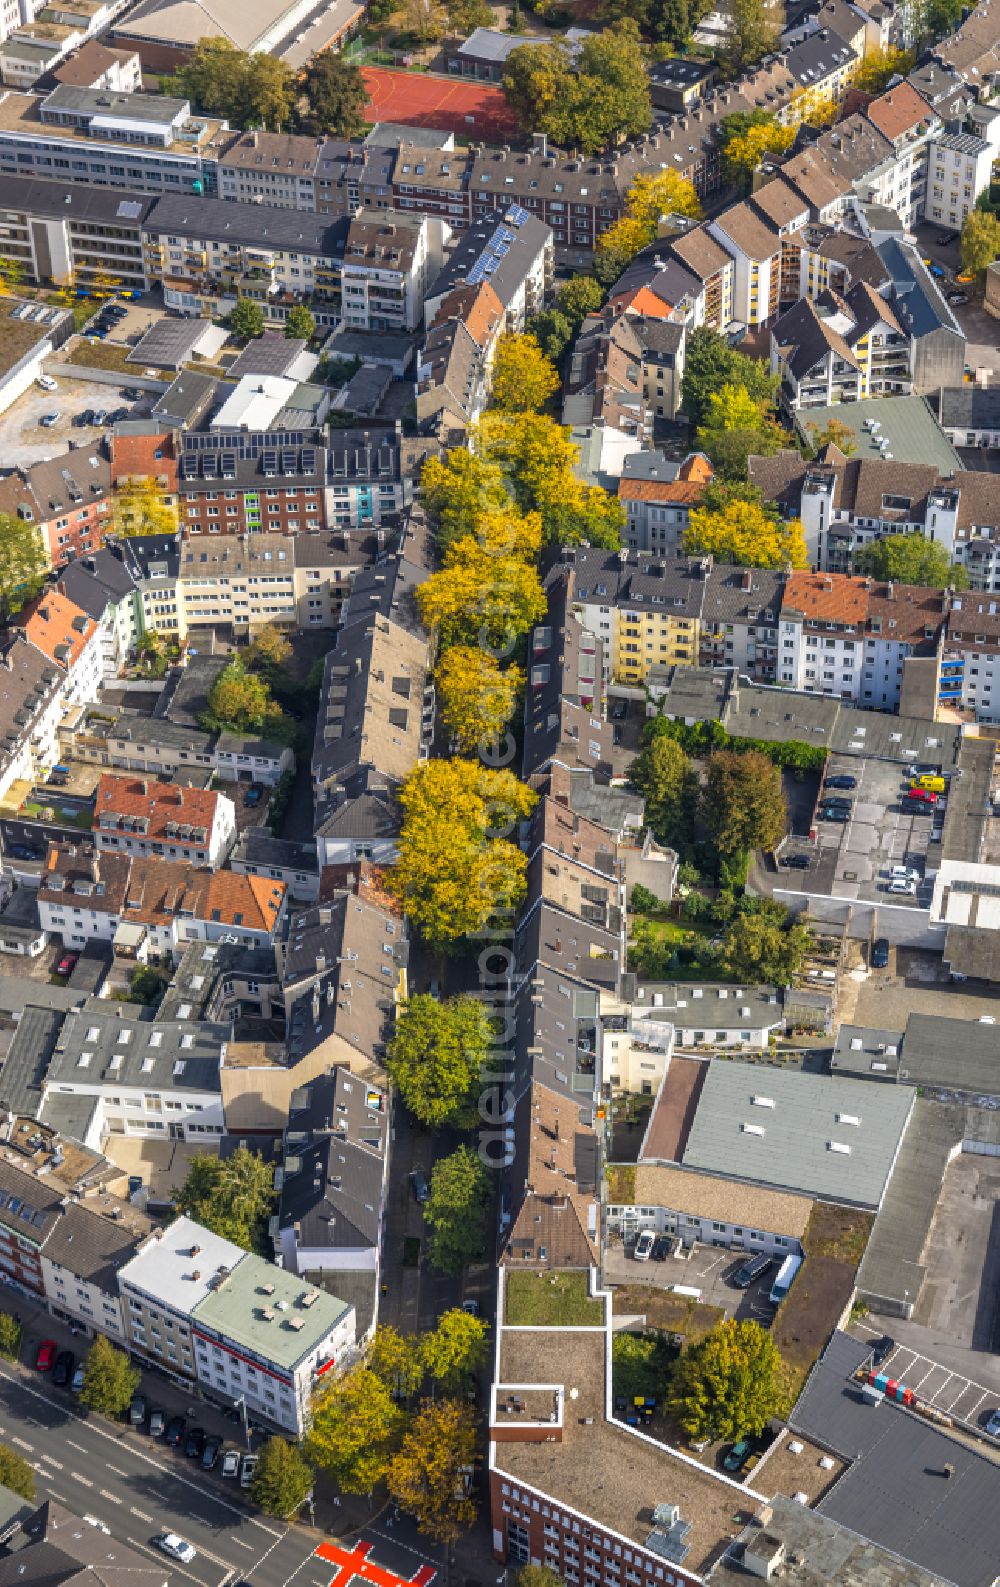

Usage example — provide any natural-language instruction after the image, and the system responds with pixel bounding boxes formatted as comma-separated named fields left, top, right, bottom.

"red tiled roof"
left=110, top=431, right=177, bottom=492
left=782, top=571, right=871, bottom=624
left=14, top=590, right=98, bottom=670
left=94, top=774, right=223, bottom=847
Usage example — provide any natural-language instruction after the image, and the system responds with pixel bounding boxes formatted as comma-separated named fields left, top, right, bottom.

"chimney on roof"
left=741, top=569, right=753, bottom=591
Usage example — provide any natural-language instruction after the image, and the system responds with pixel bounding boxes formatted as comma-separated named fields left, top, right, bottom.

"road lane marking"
left=0, top=1364, right=281, bottom=1538
left=233, top=1539, right=254, bottom=1551
left=127, top=1536, right=220, bottom=1587
left=100, top=1489, right=123, bottom=1504
left=130, top=1506, right=154, bottom=1521
left=10, top=1436, right=32, bottom=1452
left=71, top=1472, right=94, bottom=1487
left=107, top=1464, right=128, bottom=1476
left=40, top=1453, right=62, bottom=1468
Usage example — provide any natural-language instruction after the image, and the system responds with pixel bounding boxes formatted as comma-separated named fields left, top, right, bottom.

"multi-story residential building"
left=37, top=846, right=288, bottom=958
left=0, top=0, right=133, bottom=90
left=117, top=532, right=183, bottom=640
left=876, top=237, right=965, bottom=392
left=708, top=199, right=782, bottom=326
left=40, top=1009, right=228, bottom=1148
left=783, top=27, right=859, bottom=118
left=93, top=773, right=237, bottom=868
left=619, top=451, right=712, bottom=554
left=563, top=310, right=649, bottom=440
left=0, top=172, right=151, bottom=291
left=522, top=579, right=614, bottom=786
left=555, top=547, right=711, bottom=688
left=0, top=1156, right=66, bottom=1298
left=41, top=1196, right=153, bottom=1341
left=0, top=630, right=65, bottom=800
left=700, top=565, right=784, bottom=681
left=417, top=284, right=501, bottom=433
left=927, top=130, right=995, bottom=231
left=942, top=593, right=1000, bottom=721
left=423, top=205, right=552, bottom=333
left=51, top=37, right=143, bottom=92
left=61, top=705, right=294, bottom=787
left=178, top=533, right=297, bottom=633
left=778, top=571, right=871, bottom=698
left=771, top=282, right=911, bottom=409
left=292, top=531, right=378, bottom=629
left=142, top=194, right=349, bottom=325
left=0, top=445, right=113, bottom=568
left=341, top=208, right=448, bottom=333
left=855, top=80, right=939, bottom=228
left=13, top=587, right=102, bottom=707
left=117, top=1216, right=244, bottom=1379
left=0, top=83, right=231, bottom=196
left=217, top=129, right=325, bottom=210
left=189, top=1251, right=354, bottom=1436
left=861, top=580, right=947, bottom=710
left=178, top=439, right=328, bottom=539
left=57, top=543, right=144, bottom=677
left=229, top=830, right=319, bottom=903
left=326, top=425, right=416, bottom=528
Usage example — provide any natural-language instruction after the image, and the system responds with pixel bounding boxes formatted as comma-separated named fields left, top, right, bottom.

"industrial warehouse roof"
left=792, top=395, right=962, bottom=472
left=681, top=1060, right=914, bottom=1208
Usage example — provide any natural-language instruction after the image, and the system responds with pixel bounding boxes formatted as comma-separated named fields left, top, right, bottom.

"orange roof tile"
left=14, top=590, right=98, bottom=670
left=110, top=431, right=177, bottom=491
left=94, top=774, right=223, bottom=848
left=204, top=870, right=286, bottom=931
left=782, top=571, right=871, bottom=625
left=618, top=478, right=707, bottom=504
left=431, top=281, right=504, bottom=348
left=678, top=453, right=713, bottom=483
left=864, top=81, right=935, bottom=144
left=622, top=284, right=674, bottom=319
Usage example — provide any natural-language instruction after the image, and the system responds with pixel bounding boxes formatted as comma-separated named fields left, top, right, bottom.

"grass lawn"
left=505, top=1271, right=604, bottom=1327
left=67, top=339, right=133, bottom=373
left=22, top=801, right=93, bottom=830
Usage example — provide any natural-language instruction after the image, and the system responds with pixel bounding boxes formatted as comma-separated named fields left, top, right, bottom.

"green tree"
left=683, top=495, right=806, bottom=568
left=0, top=1313, right=20, bottom=1360
left=806, top=416, right=858, bottom=457
left=203, top=657, right=284, bottom=735
left=246, top=54, right=296, bottom=129
left=80, top=1334, right=140, bottom=1418
left=170, top=38, right=294, bottom=126
left=628, top=734, right=692, bottom=847
left=425, top=1147, right=490, bottom=1274
left=595, top=168, right=701, bottom=284
left=394, top=0, right=448, bottom=40
left=0, top=512, right=47, bottom=621
left=558, top=275, right=605, bottom=326
left=301, top=51, right=369, bottom=137
left=387, top=1399, right=477, bottom=1544
left=852, top=45, right=914, bottom=93
left=695, top=383, right=790, bottom=483
left=368, top=1325, right=425, bottom=1398
left=680, top=326, right=777, bottom=428
left=421, top=1309, right=488, bottom=1391
left=720, top=902, right=810, bottom=985
left=230, top=297, right=266, bottom=339
left=250, top=1437, right=313, bottom=1518
left=721, top=0, right=782, bottom=74
left=703, top=749, right=786, bottom=858
left=855, top=534, right=968, bottom=589
left=0, top=1442, right=34, bottom=1501
left=517, top=1570, right=563, bottom=1587
left=447, top=0, right=494, bottom=28
left=528, top=307, right=574, bottom=364
left=387, top=993, right=491, bottom=1127
left=173, top=1146, right=276, bottom=1254
left=612, top=1330, right=674, bottom=1402
left=247, top=621, right=293, bottom=671
left=962, top=208, right=1000, bottom=275
left=503, top=23, right=652, bottom=156
left=490, top=333, right=560, bottom=413
left=307, top=1367, right=405, bottom=1493
left=285, top=304, right=316, bottom=341
left=128, top=965, right=167, bottom=1006
left=667, top=1318, right=784, bottom=1442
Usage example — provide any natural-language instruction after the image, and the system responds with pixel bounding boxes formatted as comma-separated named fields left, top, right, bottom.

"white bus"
left=769, top=1253, right=803, bottom=1306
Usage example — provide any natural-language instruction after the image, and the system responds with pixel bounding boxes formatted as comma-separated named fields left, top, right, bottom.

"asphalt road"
left=0, top=1356, right=323, bottom=1587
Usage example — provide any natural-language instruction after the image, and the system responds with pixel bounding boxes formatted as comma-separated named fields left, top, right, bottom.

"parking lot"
left=773, top=754, right=944, bottom=909
left=605, top=1240, right=779, bottom=1325
left=856, top=1325, right=1000, bottom=1429
left=0, top=375, right=128, bottom=468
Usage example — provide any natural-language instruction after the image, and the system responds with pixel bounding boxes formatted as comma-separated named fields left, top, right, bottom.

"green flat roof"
left=793, top=395, right=962, bottom=474
left=192, top=1252, right=352, bottom=1369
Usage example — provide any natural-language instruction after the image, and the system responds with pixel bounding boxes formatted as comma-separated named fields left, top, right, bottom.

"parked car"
left=633, top=1230, right=656, bottom=1262
left=935, top=231, right=955, bottom=245
left=820, top=805, right=850, bottom=823
left=651, top=1234, right=672, bottom=1260
left=221, top=1448, right=241, bottom=1479
left=184, top=1426, right=206, bottom=1459
left=148, top=1407, right=165, bottom=1437
left=906, top=787, right=938, bottom=805
left=158, top=1535, right=197, bottom=1564
left=947, top=292, right=969, bottom=306
left=56, top=952, right=78, bottom=977
left=164, top=1415, right=185, bottom=1447
left=39, top=412, right=60, bottom=428
left=461, top=1298, right=480, bottom=1317
left=53, top=1350, right=74, bottom=1387
left=823, top=796, right=852, bottom=808
left=887, top=878, right=916, bottom=896
left=890, top=865, right=920, bottom=883
left=121, top=387, right=143, bottom=400
left=732, top=1254, right=772, bottom=1289
left=36, top=375, right=58, bottom=392
left=7, top=843, right=42, bottom=861
left=780, top=853, right=811, bottom=869
left=71, top=1363, right=85, bottom=1395
left=870, top=1334, right=894, bottom=1369
left=35, top=1340, right=56, bottom=1371
left=91, top=409, right=107, bottom=425
left=240, top=1453, right=258, bottom=1489
left=201, top=1437, right=221, bottom=1470
left=48, top=773, right=69, bottom=788
left=723, top=1438, right=752, bottom=1473
left=129, top=1393, right=146, bottom=1426
left=824, top=774, right=857, bottom=789
left=410, top=1169, right=430, bottom=1204
left=871, top=937, right=890, bottom=969
left=986, top=1408, right=1000, bottom=1438
left=244, top=785, right=264, bottom=807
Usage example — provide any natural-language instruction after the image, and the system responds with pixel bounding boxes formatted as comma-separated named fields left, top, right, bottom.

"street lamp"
left=234, top=1394, right=250, bottom=1450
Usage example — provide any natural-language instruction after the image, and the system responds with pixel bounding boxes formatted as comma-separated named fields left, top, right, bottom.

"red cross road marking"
left=315, top=1539, right=437, bottom=1587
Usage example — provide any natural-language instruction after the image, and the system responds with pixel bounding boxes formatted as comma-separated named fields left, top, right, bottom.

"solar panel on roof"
left=262, top=450, right=278, bottom=476
left=201, top=454, right=217, bottom=477
left=301, top=447, right=316, bottom=472
left=506, top=203, right=529, bottom=226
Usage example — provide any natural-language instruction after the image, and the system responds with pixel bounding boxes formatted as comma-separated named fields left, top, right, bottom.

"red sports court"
left=362, top=67, right=518, bottom=142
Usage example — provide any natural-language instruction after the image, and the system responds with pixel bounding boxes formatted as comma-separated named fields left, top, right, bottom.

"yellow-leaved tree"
left=490, top=333, right=560, bottom=413
left=682, top=497, right=807, bottom=569
left=436, top=645, right=524, bottom=753
left=694, top=382, right=791, bottom=482
left=721, top=122, right=796, bottom=189
left=390, top=759, right=538, bottom=945
left=387, top=1399, right=478, bottom=1544
left=113, top=477, right=179, bottom=537
left=416, top=536, right=547, bottom=651
left=595, top=168, right=701, bottom=284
